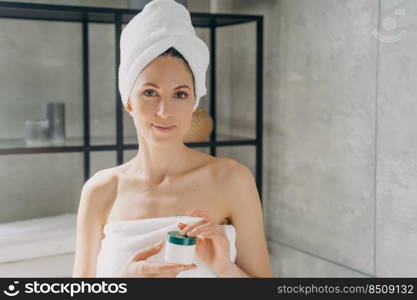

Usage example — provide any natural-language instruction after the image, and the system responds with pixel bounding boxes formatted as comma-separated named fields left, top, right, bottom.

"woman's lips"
left=152, top=123, right=176, bottom=132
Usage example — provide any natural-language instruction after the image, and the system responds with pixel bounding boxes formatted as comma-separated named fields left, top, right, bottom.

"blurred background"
left=0, top=0, right=416, bottom=277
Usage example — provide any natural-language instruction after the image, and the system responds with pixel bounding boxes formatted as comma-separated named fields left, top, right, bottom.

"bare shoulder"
left=83, top=168, right=118, bottom=195
left=214, top=157, right=254, bottom=185
left=214, top=158, right=258, bottom=214
left=191, top=153, right=253, bottom=187
left=79, top=167, right=119, bottom=219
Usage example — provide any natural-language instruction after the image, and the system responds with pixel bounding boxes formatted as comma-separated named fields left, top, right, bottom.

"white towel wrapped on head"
left=118, top=0, right=210, bottom=111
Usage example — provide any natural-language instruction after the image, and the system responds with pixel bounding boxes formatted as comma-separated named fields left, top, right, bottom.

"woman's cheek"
left=136, top=101, right=154, bottom=115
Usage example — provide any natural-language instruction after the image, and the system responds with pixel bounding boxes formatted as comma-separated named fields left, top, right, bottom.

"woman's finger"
left=140, top=261, right=195, bottom=275
left=160, top=263, right=196, bottom=274
left=157, top=272, right=179, bottom=278
left=178, top=219, right=208, bottom=235
left=186, top=222, right=217, bottom=237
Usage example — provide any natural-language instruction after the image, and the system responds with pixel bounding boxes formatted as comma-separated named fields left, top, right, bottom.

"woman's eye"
left=143, top=89, right=187, bottom=99
left=144, top=89, right=157, bottom=97
left=176, top=91, right=188, bottom=99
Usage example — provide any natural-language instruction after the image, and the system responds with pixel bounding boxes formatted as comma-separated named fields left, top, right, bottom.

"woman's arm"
left=72, top=170, right=117, bottom=277
left=222, top=160, right=273, bottom=278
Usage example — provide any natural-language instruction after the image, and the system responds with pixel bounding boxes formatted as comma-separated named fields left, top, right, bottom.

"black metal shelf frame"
left=0, top=1, right=263, bottom=202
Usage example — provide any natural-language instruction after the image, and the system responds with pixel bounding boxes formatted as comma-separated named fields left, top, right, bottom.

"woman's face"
left=126, top=55, right=196, bottom=146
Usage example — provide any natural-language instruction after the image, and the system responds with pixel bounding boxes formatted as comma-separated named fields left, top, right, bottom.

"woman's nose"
left=155, top=98, right=173, bottom=118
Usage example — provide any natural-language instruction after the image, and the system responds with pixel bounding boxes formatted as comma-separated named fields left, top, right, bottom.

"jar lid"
left=167, top=231, right=196, bottom=246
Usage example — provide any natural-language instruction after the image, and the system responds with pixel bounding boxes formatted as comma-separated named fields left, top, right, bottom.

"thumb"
left=131, top=241, right=164, bottom=261
left=178, top=223, right=187, bottom=230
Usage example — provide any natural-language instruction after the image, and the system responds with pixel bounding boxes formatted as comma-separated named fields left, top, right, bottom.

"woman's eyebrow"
left=174, top=85, right=191, bottom=90
left=142, top=82, right=191, bottom=90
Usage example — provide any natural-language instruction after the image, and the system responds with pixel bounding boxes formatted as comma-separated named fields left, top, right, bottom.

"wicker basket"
left=183, top=108, right=213, bottom=142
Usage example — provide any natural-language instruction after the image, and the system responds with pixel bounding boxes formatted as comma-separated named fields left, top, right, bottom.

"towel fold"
left=96, top=216, right=237, bottom=277
left=118, top=0, right=210, bottom=111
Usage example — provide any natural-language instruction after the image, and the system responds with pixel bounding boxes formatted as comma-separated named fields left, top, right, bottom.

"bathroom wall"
left=210, top=0, right=417, bottom=277
left=375, top=0, right=417, bottom=277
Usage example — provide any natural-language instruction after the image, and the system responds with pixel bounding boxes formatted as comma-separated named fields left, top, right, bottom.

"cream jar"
left=164, top=231, right=197, bottom=264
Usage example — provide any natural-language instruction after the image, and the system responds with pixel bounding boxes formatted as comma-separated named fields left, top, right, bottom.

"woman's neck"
left=127, top=142, right=190, bottom=187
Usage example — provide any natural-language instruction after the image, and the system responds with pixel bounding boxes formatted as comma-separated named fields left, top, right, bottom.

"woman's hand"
left=119, top=240, right=197, bottom=277
left=178, top=209, right=232, bottom=274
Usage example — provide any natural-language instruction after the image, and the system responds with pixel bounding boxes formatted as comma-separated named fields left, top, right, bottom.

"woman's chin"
left=150, top=133, right=182, bottom=145
left=145, top=124, right=184, bottom=145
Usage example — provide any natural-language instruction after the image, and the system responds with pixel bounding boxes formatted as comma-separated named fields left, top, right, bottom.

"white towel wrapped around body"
left=118, top=0, right=210, bottom=111
left=96, top=216, right=237, bottom=277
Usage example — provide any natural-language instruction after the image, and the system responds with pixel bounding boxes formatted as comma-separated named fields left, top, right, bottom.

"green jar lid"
left=167, top=231, right=196, bottom=246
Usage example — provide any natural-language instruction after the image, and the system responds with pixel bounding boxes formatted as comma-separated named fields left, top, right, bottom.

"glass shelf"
left=0, top=136, right=115, bottom=148
left=0, top=134, right=257, bottom=154
left=123, top=134, right=256, bottom=146
left=0, top=137, right=83, bottom=149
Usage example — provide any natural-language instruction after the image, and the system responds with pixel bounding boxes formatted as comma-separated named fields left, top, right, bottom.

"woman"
left=72, top=0, right=272, bottom=278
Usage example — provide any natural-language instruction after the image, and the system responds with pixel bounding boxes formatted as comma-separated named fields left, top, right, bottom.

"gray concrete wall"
left=211, top=0, right=417, bottom=277
left=375, top=0, right=417, bottom=277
